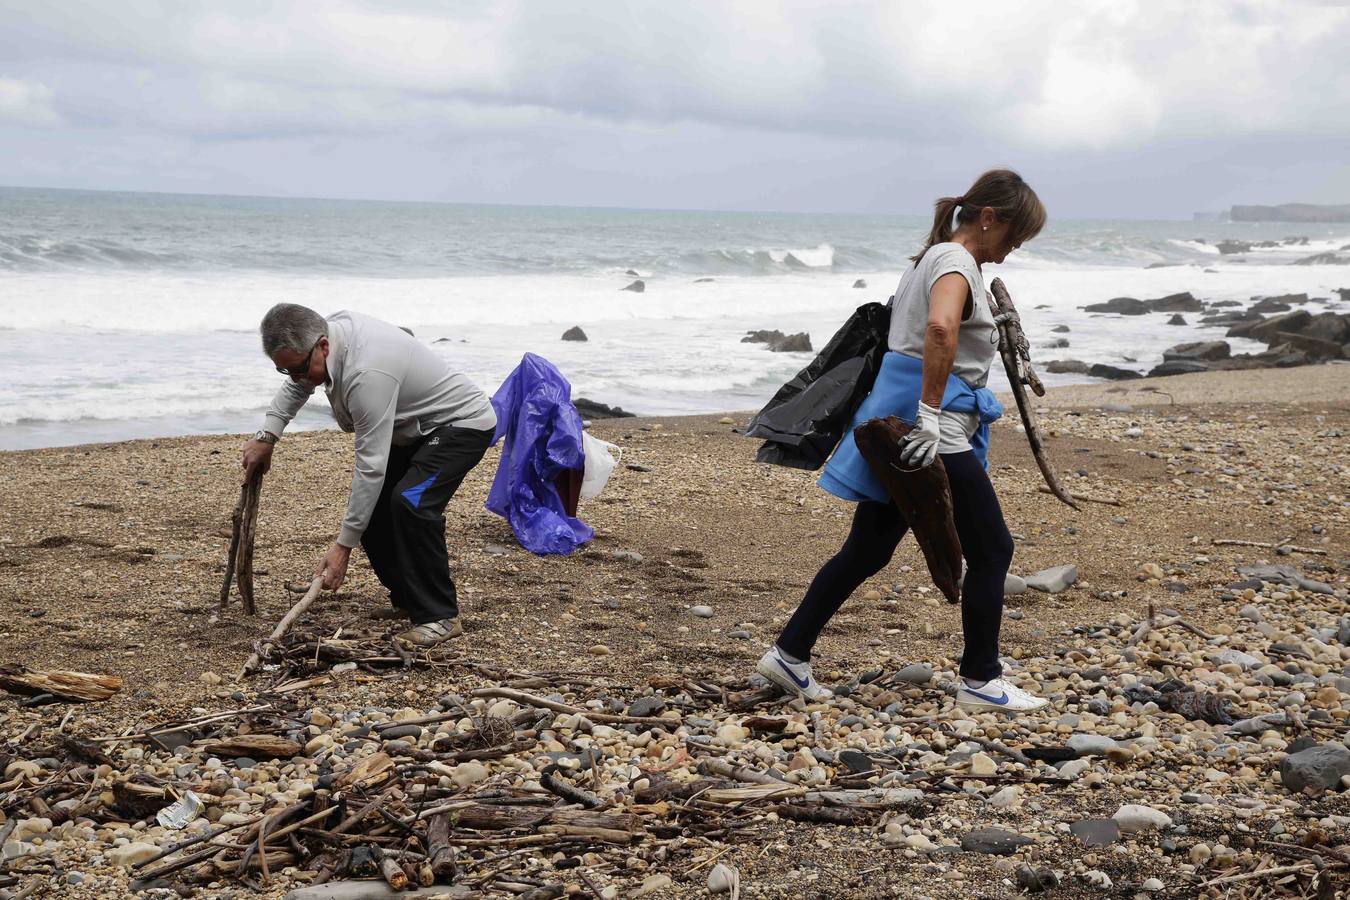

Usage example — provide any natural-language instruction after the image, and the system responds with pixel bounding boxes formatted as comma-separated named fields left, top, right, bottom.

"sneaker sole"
left=955, top=695, right=1047, bottom=714
left=757, top=658, right=809, bottom=698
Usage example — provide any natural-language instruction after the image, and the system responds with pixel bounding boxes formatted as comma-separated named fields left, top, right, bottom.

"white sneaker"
left=757, top=647, right=834, bottom=701
left=955, top=677, right=1049, bottom=713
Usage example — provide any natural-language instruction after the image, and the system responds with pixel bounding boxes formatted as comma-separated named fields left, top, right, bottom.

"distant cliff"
left=1231, top=203, right=1350, bottom=223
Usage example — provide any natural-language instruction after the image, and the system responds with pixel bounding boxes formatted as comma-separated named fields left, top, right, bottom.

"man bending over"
left=242, top=304, right=496, bottom=648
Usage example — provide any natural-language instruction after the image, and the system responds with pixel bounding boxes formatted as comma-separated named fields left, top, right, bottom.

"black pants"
left=360, top=425, right=493, bottom=624
left=775, top=449, right=1014, bottom=681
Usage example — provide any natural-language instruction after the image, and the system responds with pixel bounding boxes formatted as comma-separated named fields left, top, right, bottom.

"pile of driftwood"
left=53, top=685, right=921, bottom=896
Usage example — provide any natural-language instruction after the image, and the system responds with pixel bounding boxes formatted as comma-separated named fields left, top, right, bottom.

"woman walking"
left=757, top=169, right=1049, bottom=713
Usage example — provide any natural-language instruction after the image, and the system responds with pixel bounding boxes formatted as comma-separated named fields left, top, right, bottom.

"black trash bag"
left=744, top=301, right=891, bottom=470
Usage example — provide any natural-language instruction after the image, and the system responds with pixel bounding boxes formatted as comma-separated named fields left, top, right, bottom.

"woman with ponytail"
left=757, top=169, right=1050, bottom=713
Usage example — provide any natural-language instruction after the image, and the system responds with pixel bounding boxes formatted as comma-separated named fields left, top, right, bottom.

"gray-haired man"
left=242, top=304, right=496, bottom=647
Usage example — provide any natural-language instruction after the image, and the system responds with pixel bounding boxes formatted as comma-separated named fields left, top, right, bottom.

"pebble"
left=588, top=644, right=612, bottom=656
left=689, top=605, right=714, bottom=618
left=1112, top=804, right=1173, bottom=833
left=109, top=842, right=160, bottom=867
left=1025, top=564, right=1078, bottom=594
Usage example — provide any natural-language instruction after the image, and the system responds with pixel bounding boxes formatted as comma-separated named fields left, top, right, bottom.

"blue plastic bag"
left=486, top=353, right=594, bottom=555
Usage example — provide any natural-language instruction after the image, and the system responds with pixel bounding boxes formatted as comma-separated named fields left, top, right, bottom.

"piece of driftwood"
left=238, top=576, right=324, bottom=679
left=1212, top=538, right=1326, bottom=556
left=220, top=471, right=263, bottom=615
left=853, top=417, right=963, bottom=603
left=988, top=277, right=1080, bottom=511
left=198, top=735, right=301, bottom=760
left=468, top=687, right=672, bottom=727
left=0, top=666, right=123, bottom=703
left=426, top=813, right=457, bottom=880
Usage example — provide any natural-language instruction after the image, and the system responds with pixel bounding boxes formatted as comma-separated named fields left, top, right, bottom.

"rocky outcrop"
left=1147, top=292, right=1203, bottom=313
left=562, top=326, right=588, bottom=342
left=622, top=279, right=646, bottom=293
left=573, top=397, right=636, bottom=419
left=1083, top=297, right=1150, bottom=315
left=852, top=279, right=867, bottom=289
left=1045, top=360, right=1090, bottom=374
left=1250, top=293, right=1309, bottom=313
left=1088, top=364, right=1142, bottom=380
left=743, top=330, right=813, bottom=353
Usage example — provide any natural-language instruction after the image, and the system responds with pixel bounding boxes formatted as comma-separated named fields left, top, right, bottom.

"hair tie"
left=955, top=196, right=965, bottom=206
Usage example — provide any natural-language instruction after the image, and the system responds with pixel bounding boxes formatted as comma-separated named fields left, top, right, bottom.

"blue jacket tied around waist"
left=818, top=352, right=1003, bottom=504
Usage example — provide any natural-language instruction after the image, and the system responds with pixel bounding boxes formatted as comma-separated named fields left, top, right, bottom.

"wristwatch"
left=252, top=429, right=278, bottom=444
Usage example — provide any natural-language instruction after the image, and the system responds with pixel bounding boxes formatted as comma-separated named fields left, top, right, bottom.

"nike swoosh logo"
left=964, top=688, right=1009, bottom=705
left=776, top=658, right=811, bottom=689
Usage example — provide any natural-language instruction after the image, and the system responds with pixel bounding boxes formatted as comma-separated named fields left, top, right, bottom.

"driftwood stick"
left=236, top=475, right=263, bottom=615
left=699, top=758, right=780, bottom=785
left=218, top=481, right=249, bottom=612
left=1199, top=863, right=1316, bottom=887
left=1212, top=538, right=1327, bottom=556
left=378, top=852, right=409, bottom=890
left=238, top=577, right=324, bottom=680
left=989, top=277, right=1079, bottom=512
left=963, top=734, right=1033, bottom=767
left=427, top=812, right=457, bottom=880
left=1036, top=485, right=1120, bottom=506
left=468, top=687, right=671, bottom=727
left=540, top=766, right=605, bottom=809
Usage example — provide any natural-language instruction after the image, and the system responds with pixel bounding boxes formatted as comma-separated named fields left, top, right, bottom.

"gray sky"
left=1, top=0, right=1347, bottom=218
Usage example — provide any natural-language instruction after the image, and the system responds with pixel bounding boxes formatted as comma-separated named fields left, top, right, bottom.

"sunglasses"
left=276, top=339, right=321, bottom=379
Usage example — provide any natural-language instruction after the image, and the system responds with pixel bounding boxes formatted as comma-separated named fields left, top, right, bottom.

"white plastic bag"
left=580, top=431, right=622, bottom=500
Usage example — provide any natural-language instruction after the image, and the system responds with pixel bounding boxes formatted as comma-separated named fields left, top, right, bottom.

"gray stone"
left=1281, top=743, right=1350, bottom=793
left=379, top=724, right=423, bottom=741
left=1070, top=818, right=1120, bottom=847
left=1067, top=734, right=1117, bottom=756
left=1240, top=604, right=1264, bottom=623
left=622, top=279, right=645, bottom=293
left=561, top=326, right=588, bottom=342
left=960, top=826, right=1033, bottom=855
left=627, top=696, right=665, bottom=718
left=727, top=630, right=751, bottom=640
left=1214, top=649, right=1262, bottom=671
left=894, top=663, right=934, bottom=685
left=689, top=605, right=714, bottom=618
left=837, top=749, right=873, bottom=774
left=1026, top=564, right=1078, bottom=594
left=1237, top=564, right=1300, bottom=586
left=1004, top=574, right=1027, bottom=596
left=1084, top=296, right=1150, bottom=315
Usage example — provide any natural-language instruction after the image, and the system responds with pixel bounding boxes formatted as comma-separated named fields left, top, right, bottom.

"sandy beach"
left=2, top=362, right=1348, bottom=898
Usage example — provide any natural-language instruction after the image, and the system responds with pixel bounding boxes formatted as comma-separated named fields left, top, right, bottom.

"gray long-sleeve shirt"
left=262, top=310, right=496, bottom=548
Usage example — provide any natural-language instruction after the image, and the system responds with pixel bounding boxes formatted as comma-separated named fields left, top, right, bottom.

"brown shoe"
left=396, top=617, right=463, bottom=648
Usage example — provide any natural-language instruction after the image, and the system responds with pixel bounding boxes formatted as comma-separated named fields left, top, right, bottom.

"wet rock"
left=960, top=826, right=1033, bottom=855
left=1045, top=359, right=1090, bottom=374
left=1084, top=297, right=1150, bottom=315
left=562, top=326, right=588, bottom=342
left=622, top=279, right=645, bottom=293
left=573, top=397, right=635, bottom=419
left=1070, top=818, right=1120, bottom=847
left=1088, top=364, right=1142, bottom=380
left=853, top=279, right=867, bottom=289
left=1280, top=743, right=1350, bottom=793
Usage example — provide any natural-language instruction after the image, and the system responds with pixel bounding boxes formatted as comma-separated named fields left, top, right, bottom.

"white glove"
left=899, top=401, right=942, bottom=468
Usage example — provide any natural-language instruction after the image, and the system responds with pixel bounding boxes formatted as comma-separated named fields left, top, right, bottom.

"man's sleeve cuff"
left=263, top=414, right=290, bottom=438
left=337, top=526, right=363, bottom=549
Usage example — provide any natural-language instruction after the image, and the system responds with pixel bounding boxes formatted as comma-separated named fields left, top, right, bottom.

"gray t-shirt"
left=886, top=242, right=998, bottom=453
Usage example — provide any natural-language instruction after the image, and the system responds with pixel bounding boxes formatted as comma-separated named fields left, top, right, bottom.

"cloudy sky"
left=1, top=0, right=1347, bottom=218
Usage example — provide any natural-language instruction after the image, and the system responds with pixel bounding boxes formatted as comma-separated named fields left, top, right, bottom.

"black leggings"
left=775, top=449, right=1013, bottom=681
